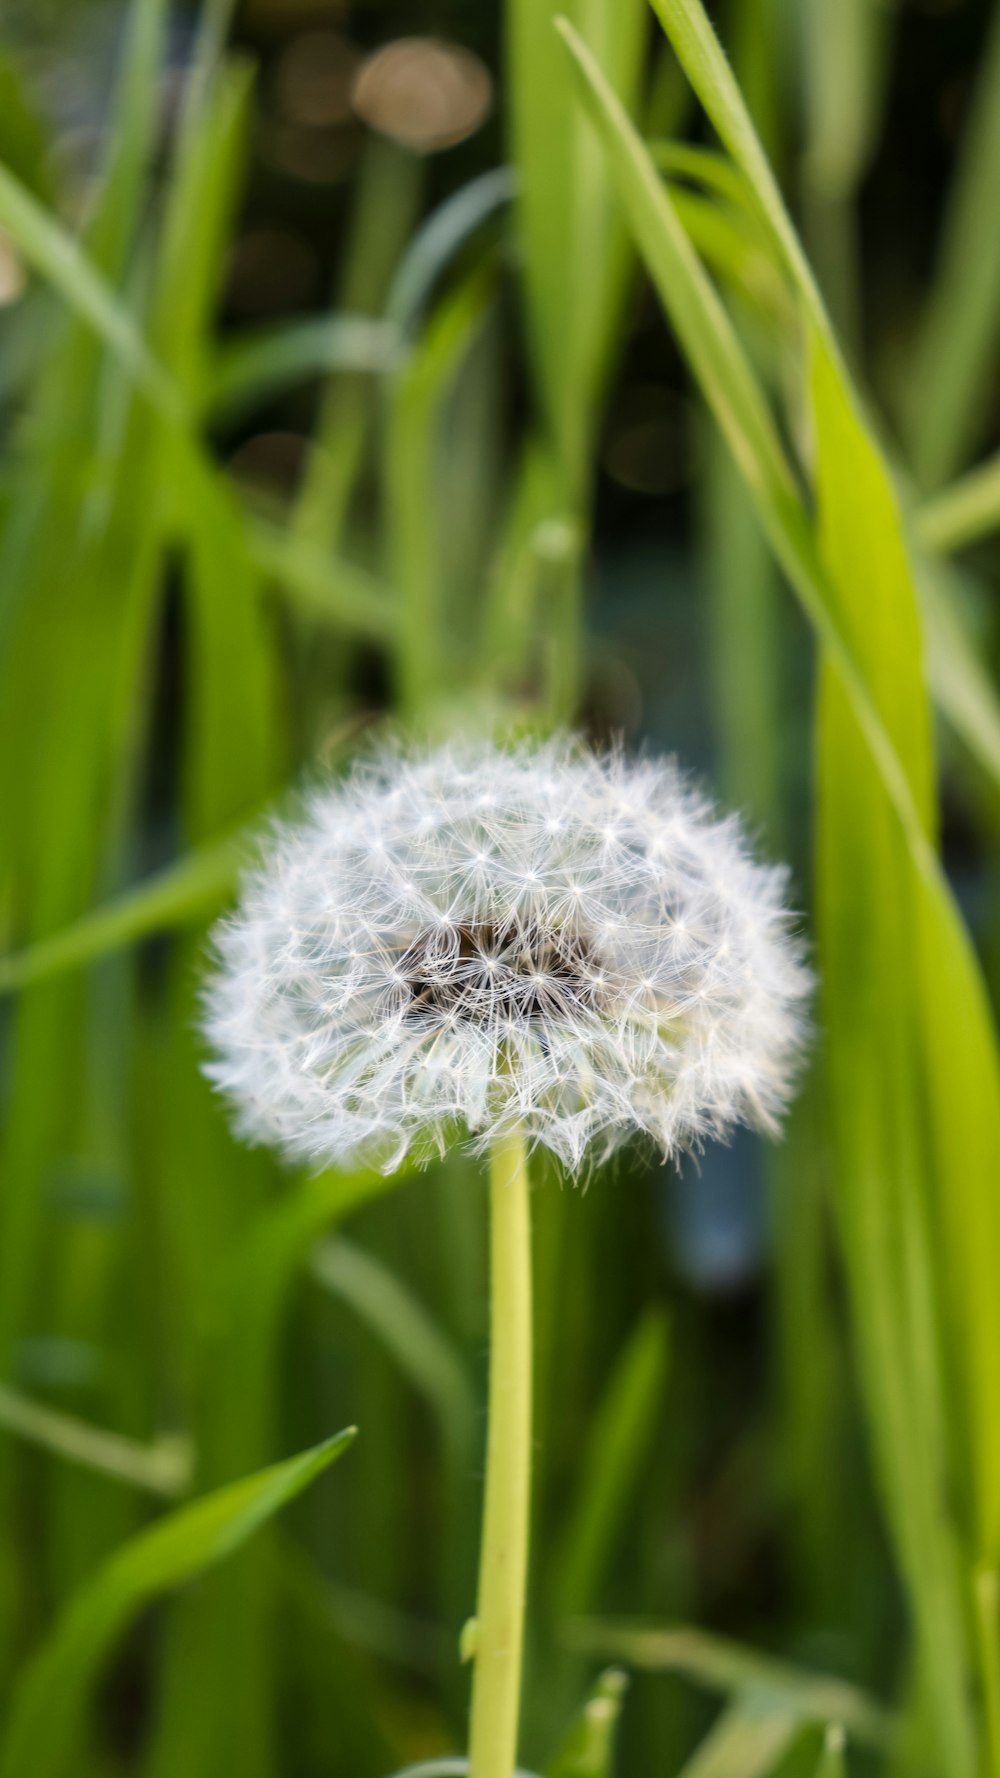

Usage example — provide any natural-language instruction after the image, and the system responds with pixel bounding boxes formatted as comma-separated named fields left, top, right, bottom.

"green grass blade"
left=0, top=47, right=53, bottom=202
left=249, top=521, right=398, bottom=645
left=674, top=1703, right=801, bottom=1778
left=385, top=167, right=513, bottom=335
left=814, top=1725, right=846, bottom=1778
left=0, top=163, right=180, bottom=423
left=295, top=137, right=423, bottom=554
left=0, top=1385, right=191, bottom=1500
left=386, top=260, right=496, bottom=715
left=0, top=829, right=242, bottom=997
left=555, top=18, right=931, bottom=863
left=564, top=1622, right=889, bottom=1746
left=509, top=0, right=648, bottom=494
left=917, top=449, right=1000, bottom=555
left=917, top=559, right=1000, bottom=791
left=0, top=1432, right=356, bottom=1778
left=559, top=22, right=1000, bottom=1770
left=207, top=315, right=399, bottom=422
left=905, top=2, right=1000, bottom=488
left=311, top=1237, right=476, bottom=1460
left=809, top=335, right=978, bottom=1778
left=544, top=1669, right=629, bottom=1778
left=549, top=1309, right=669, bottom=1619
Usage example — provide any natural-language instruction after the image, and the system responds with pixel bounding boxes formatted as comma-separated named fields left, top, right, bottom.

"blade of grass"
left=815, top=1725, right=846, bottom=1778
left=673, top=1703, right=802, bottom=1778
left=0, top=1384, right=192, bottom=1500
left=564, top=1622, right=889, bottom=1746
left=206, top=315, right=399, bottom=422
left=0, top=828, right=243, bottom=997
left=0, top=47, right=53, bottom=202
left=385, top=167, right=513, bottom=337
left=557, top=22, right=1000, bottom=1772
left=508, top=0, right=648, bottom=498
left=0, top=164, right=181, bottom=425
left=549, top=1310, right=669, bottom=1620
left=295, top=137, right=423, bottom=553
left=386, top=259, right=497, bottom=716
left=905, top=2, right=1000, bottom=488
left=311, top=1237, right=476, bottom=1463
left=917, top=449, right=1000, bottom=556
left=250, top=520, right=398, bottom=645
left=544, top=1669, right=629, bottom=1778
left=0, top=1433, right=356, bottom=1778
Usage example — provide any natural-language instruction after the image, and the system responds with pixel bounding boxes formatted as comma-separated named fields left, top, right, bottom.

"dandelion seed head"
left=202, top=736, right=810, bottom=1174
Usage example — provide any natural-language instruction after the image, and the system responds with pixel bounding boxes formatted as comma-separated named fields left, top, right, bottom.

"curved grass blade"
left=564, top=1621, right=889, bottom=1748
left=0, top=1384, right=191, bottom=1499
left=0, top=828, right=243, bottom=997
left=0, top=1432, right=356, bottom=1778
left=207, top=315, right=400, bottom=421
left=249, top=521, right=398, bottom=646
left=385, top=167, right=514, bottom=335
left=311, top=1238, right=475, bottom=1463
left=0, top=164, right=181, bottom=425
left=549, top=1309, right=669, bottom=1619
left=918, top=449, right=1000, bottom=556
left=905, top=2, right=1000, bottom=488
left=673, top=1703, right=802, bottom=1778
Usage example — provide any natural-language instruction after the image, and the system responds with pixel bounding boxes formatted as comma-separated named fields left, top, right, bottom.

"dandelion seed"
left=202, top=735, right=810, bottom=1174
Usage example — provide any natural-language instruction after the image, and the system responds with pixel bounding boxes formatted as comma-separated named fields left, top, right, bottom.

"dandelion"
left=202, top=735, right=809, bottom=1175
left=202, top=734, right=809, bottom=1778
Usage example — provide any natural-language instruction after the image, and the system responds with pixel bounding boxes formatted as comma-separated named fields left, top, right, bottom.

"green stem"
left=468, top=1126, right=533, bottom=1778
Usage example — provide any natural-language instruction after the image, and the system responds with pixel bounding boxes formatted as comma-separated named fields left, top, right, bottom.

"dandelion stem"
left=468, top=1124, right=532, bottom=1778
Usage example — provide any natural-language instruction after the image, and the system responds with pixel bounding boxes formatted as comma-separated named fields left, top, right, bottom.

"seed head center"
left=401, top=920, right=602, bottom=1027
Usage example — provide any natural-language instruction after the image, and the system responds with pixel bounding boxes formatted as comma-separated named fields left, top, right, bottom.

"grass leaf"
left=565, top=1621, right=888, bottom=1746
left=0, top=1432, right=356, bottom=1778
left=549, top=1309, right=669, bottom=1619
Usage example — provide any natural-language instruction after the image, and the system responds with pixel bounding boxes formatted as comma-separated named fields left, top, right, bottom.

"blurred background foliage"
left=1, top=0, right=1000, bottom=1774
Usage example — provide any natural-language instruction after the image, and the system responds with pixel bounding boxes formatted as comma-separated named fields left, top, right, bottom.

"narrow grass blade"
left=207, top=316, right=399, bottom=421
left=508, top=0, right=648, bottom=494
left=311, top=1237, right=476, bottom=1460
left=564, top=1621, right=888, bottom=1747
left=554, top=18, right=929, bottom=863
left=545, top=1669, right=629, bottom=1778
left=815, top=1724, right=846, bottom=1778
left=917, top=450, right=1000, bottom=556
left=674, top=1702, right=801, bottom=1778
left=0, top=1384, right=192, bottom=1499
left=386, top=260, right=496, bottom=715
left=250, top=521, right=398, bottom=645
left=906, top=2, right=1000, bottom=487
left=917, top=558, right=1000, bottom=792
left=558, top=22, right=1000, bottom=1772
left=0, top=1433, right=356, bottom=1778
left=0, top=48, right=53, bottom=201
left=549, top=1309, right=669, bottom=1619
left=0, top=164, right=180, bottom=424
left=0, top=829, right=242, bottom=996
left=295, top=137, right=423, bottom=553
left=385, top=167, right=514, bottom=335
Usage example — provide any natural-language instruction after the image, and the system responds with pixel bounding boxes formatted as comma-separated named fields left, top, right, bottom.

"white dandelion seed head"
left=201, top=736, right=810, bottom=1174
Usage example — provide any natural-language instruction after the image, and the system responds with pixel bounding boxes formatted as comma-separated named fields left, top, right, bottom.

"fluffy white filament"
left=202, top=737, right=810, bottom=1173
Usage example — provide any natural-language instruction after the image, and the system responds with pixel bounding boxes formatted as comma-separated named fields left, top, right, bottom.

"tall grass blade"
left=0, top=1433, right=355, bottom=1778
left=906, top=2, right=1000, bottom=488
left=0, top=829, right=242, bottom=996
left=565, top=1621, right=889, bottom=1745
left=549, top=1309, right=669, bottom=1619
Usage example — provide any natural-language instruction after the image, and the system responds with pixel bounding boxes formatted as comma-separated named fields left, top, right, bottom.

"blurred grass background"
left=2, top=0, right=1000, bottom=1774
